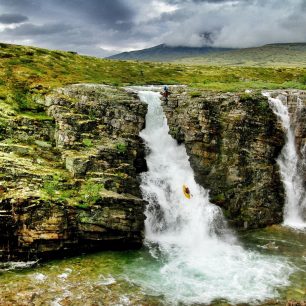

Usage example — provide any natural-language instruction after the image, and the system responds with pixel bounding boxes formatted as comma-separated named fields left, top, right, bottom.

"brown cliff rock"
left=163, top=88, right=285, bottom=228
left=0, top=84, right=147, bottom=261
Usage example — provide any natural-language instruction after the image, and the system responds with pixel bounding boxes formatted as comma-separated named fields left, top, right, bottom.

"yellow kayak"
left=182, top=184, right=191, bottom=199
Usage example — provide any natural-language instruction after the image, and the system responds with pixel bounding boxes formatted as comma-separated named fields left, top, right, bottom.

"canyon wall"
left=163, top=88, right=287, bottom=229
left=2, top=84, right=306, bottom=261
left=0, top=85, right=147, bottom=261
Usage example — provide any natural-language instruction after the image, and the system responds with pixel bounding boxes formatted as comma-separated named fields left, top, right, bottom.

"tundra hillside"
left=0, top=42, right=306, bottom=260
left=1, top=42, right=306, bottom=116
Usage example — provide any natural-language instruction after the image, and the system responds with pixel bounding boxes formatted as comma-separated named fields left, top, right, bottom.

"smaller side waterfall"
left=264, top=92, right=306, bottom=229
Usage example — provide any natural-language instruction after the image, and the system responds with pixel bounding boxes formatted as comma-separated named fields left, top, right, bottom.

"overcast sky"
left=0, top=0, right=305, bottom=57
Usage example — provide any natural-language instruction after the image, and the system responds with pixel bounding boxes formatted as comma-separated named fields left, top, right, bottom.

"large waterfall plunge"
left=264, top=93, right=306, bottom=229
left=137, top=90, right=292, bottom=305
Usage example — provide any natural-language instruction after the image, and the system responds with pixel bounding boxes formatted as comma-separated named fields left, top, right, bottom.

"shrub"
left=301, top=74, right=306, bottom=85
left=43, top=174, right=61, bottom=198
left=116, top=142, right=127, bottom=153
left=88, top=109, right=96, bottom=120
left=51, top=189, right=75, bottom=202
left=211, top=193, right=225, bottom=204
left=259, top=100, right=269, bottom=111
left=82, top=138, right=93, bottom=147
left=239, top=93, right=253, bottom=102
left=80, top=181, right=104, bottom=204
left=190, top=91, right=201, bottom=98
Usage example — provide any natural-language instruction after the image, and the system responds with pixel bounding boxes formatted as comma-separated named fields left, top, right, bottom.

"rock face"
left=0, top=85, right=147, bottom=261
left=163, top=88, right=286, bottom=229
left=2, top=83, right=305, bottom=260
left=267, top=90, right=306, bottom=154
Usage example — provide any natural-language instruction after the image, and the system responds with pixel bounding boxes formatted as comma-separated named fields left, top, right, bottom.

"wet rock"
left=65, top=156, right=89, bottom=177
left=0, top=193, right=145, bottom=260
left=163, top=88, right=286, bottom=228
left=267, top=90, right=306, bottom=153
left=286, top=301, right=306, bottom=306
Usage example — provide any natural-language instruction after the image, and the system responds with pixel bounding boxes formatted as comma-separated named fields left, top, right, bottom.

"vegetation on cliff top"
left=0, top=42, right=306, bottom=115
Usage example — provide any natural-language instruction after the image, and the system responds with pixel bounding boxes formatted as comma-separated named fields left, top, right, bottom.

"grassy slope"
left=176, top=43, right=306, bottom=67
left=108, top=44, right=234, bottom=62
left=0, top=42, right=306, bottom=115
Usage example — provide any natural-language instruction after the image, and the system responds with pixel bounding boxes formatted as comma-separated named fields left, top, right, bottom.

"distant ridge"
left=107, top=44, right=235, bottom=62
left=175, top=43, right=306, bottom=67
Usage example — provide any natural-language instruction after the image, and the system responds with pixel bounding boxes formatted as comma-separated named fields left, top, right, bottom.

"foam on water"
left=137, top=90, right=293, bottom=304
left=0, top=261, right=37, bottom=272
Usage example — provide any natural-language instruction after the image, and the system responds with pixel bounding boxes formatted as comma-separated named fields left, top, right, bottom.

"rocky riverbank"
left=0, top=84, right=147, bottom=261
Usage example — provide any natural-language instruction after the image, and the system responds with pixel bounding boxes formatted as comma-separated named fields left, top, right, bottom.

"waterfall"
left=264, top=92, right=306, bottom=229
left=136, top=89, right=292, bottom=305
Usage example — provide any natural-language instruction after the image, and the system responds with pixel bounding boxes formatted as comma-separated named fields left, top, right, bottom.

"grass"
left=82, top=138, right=93, bottom=147
left=116, top=142, right=127, bottom=154
left=42, top=173, right=104, bottom=205
left=20, top=111, right=53, bottom=120
left=43, top=174, right=62, bottom=199
left=0, top=42, right=306, bottom=116
left=176, top=43, right=306, bottom=67
left=79, top=181, right=104, bottom=204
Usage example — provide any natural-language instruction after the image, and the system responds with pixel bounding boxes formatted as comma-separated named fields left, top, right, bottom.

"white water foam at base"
left=134, top=90, right=293, bottom=305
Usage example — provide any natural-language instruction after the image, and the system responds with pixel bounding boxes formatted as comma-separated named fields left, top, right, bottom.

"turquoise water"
left=0, top=226, right=305, bottom=305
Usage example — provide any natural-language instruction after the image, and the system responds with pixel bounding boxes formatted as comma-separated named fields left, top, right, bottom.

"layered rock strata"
left=163, top=88, right=286, bottom=229
left=0, top=84, right=147, bottom=261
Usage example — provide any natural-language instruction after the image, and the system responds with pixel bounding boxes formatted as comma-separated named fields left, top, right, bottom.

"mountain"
left=107, top=44, right=235, bottom=62
left=175, top=43, right=306, bottom=67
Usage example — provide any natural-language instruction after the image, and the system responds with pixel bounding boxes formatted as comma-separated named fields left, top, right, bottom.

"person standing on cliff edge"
left=162, top=85, right=170, bottom=103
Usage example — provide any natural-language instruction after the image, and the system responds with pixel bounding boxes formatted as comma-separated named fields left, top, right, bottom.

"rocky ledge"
left=163, top=88, right=287, bottom=229
left=0, top=84, right=147, bottom=261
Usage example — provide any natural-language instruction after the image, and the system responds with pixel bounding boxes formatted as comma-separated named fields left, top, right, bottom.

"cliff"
left=0, top=85, right=147, bottom=261
left=1, top=82, right=305, bottom=260
left=163, top=88, right=286, bottom=229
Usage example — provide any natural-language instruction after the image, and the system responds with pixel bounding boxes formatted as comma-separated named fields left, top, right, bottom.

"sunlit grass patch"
left=0, top=42, right=306, bottom=115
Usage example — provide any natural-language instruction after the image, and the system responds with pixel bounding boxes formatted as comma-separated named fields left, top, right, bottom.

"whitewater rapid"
left=136, top=89, right=293, bottom=305
left=264, top=92, right=306, bottom=229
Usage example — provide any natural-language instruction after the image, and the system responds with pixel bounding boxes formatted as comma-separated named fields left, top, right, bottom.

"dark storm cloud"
left=57, top=0, right=135, bottom=30
left=0, top=0, right=42, bottom=13
left=165, top=0, right=250, bottom=3
left=0, top=0, right=305, bottom=56
left=159, top=0, right=306, bottom=48
left=0, top=14, right=28, bottom=24
left=4, top=23, right=73, bottom=36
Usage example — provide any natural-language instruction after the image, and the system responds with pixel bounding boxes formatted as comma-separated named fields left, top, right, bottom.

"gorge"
left=0, top=84, right=306, bottom=305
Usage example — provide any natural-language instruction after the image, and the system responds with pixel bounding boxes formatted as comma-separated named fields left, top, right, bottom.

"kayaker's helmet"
left=164, top=85, right=168, bottom=91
